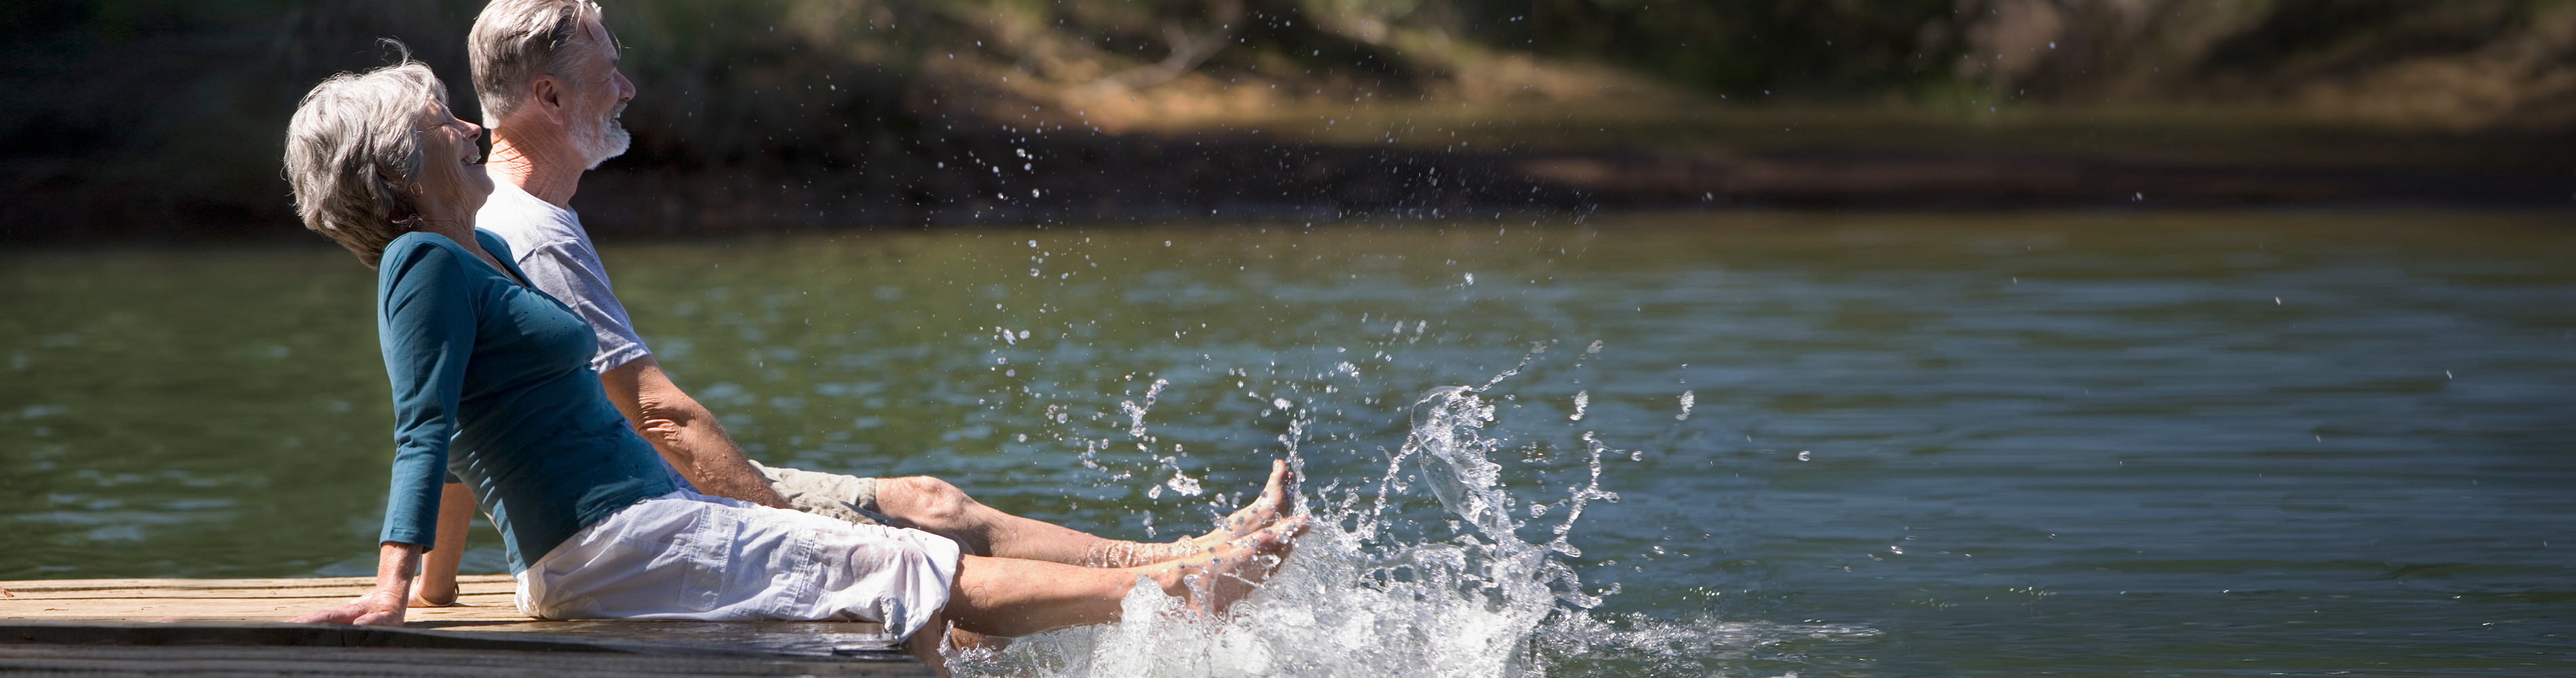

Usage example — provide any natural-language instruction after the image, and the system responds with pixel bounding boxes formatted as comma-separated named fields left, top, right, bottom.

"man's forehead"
left=581, top=17, right=620, bottom=62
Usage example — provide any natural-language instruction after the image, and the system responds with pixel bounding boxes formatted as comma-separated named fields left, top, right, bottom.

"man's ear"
left=529, top=75, right=563, bottom=123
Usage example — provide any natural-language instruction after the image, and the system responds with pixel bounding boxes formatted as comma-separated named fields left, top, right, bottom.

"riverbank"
left=563, top=102, right=2576, bottom=237
left=18, top=99, right=2569, bottom=245
left=12, top=0, right=2576, bottom=243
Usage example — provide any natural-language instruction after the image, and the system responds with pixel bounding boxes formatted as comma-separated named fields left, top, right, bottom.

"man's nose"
left=613, top=70, right=635, bottom=102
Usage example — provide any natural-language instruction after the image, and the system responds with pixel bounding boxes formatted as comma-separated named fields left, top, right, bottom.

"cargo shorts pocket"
left=666, top=506, right=744, bottom=612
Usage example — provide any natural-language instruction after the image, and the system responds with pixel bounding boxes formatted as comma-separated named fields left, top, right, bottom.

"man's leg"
left=874, top=460, right=1294, bottom=567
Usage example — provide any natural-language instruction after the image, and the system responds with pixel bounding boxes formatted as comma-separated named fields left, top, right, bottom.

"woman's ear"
left=375, top=167, right=421, bottom=205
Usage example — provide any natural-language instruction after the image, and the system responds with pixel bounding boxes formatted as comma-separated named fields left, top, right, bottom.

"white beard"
left=574, top=106, right=631, bottom=170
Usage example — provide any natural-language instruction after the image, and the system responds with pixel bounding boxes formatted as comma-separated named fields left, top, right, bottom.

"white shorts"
left=515, top=490, right=961, bottom=643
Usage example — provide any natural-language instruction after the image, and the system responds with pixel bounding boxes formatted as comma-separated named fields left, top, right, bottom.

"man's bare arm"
left=598, top=356, right=788, bottom=508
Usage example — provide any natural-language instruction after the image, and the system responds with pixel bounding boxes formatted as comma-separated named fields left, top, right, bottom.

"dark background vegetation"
left=5, top=0, right=2575, bottom=242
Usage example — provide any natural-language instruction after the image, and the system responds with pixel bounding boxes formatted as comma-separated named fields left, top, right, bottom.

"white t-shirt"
left=474, top=181, right=653, bottom=374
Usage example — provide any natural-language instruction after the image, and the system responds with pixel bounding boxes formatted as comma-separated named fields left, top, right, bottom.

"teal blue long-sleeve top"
left=375, top=229, right=679, bottom=572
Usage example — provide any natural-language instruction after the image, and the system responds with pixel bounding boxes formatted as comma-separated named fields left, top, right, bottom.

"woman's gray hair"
left=282, top=47, right=445, bottom=267
left=469, top=0, right=603, bottom=127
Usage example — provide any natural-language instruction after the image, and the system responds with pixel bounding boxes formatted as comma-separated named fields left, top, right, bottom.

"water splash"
left=1120, top=378, right=1171, bottom=437
left=1160, top=456, right=1204, bottom=498
left=961, top=385, right=1569, bottom=677
left=954, top=384, right=1866, bottom=677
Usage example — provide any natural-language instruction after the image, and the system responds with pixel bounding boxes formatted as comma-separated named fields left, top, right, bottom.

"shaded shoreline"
left=561, top=131, right=2576, bottom=240
left=12, top=0, right=2576, bottom=243
left=10, top=118, right=2574, bottom=245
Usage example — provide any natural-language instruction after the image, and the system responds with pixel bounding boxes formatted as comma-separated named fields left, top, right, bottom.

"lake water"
left=5, top=212, right=2573, bottom=676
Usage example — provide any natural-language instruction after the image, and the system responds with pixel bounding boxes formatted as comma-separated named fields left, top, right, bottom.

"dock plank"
left=0, top=575, right=516, bottom=601
left=3, top=576, right=525, bottom=622
left=1, top=643, right=926, bottom=677
left=0, top=578, right=925, bottom=675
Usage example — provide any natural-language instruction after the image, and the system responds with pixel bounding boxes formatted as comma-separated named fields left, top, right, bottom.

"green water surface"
left=5, top=212, right=2573, bottom=675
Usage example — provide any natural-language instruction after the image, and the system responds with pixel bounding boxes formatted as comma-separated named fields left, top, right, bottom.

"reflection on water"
left=6, top=212, right=2574, bottom=675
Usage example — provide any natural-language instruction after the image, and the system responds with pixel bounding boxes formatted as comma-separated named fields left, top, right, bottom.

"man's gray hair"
left=283, top=52, right=445, bottom=267
left=470, top=0, right=604, bottom=127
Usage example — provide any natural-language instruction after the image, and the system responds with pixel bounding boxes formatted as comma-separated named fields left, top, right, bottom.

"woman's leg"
left=935, top=517, right=1304, bottom=638
left=875, top=461, right=1296, bottom=567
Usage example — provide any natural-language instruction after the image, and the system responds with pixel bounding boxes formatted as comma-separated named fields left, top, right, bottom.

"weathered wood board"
left=0, top=576, right=928, bottom=677
left=1, top=575, right=525, bottom=623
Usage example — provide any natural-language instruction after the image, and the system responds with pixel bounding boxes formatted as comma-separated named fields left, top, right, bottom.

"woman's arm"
left=296, top=239, right=475, bottom=624
left=372, top=240, right=479, bottom=563
left=409, top=482, right=472, bottom=606
left=289, top=541, right=421, bottom=626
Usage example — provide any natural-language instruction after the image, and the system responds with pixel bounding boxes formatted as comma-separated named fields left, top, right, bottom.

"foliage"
left=5, top=0, right=2575, bottom=239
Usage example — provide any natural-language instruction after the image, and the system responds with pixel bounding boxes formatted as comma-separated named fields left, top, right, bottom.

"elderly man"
left=399, top=0, right=1288, bottom=606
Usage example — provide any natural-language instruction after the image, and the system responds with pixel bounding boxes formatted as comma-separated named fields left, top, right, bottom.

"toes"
left=1263, top=460, right=1291, bottom=500
left=1245, top=517, right=1306, bottom=551
left=1270, top=517, right=1311, bottom=544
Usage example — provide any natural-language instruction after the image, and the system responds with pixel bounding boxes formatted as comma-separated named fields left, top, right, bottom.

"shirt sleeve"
left=512, top=239, right=652, bottom=374
left=376, top=241, right=478, bottom=548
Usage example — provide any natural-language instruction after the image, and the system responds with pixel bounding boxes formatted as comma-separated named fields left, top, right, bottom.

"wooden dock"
left=0, top=576, right=930, bottom=676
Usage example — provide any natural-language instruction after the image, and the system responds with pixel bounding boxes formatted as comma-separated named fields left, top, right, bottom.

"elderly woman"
left=279, top=54, right=1300, bottom=671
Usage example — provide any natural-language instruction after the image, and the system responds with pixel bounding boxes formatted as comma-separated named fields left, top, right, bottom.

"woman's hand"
left=290, top=541, right=421, bottom=626
left=290, top=589, right=409, bottom=626
left=405, top=483, right=472, bottom=607
left=408, top=578, right=459, bottom=607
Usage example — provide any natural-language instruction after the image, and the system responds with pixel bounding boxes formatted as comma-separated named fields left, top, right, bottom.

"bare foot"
left=1083, top=460, right=1295, bottom=568
left=1192, top=460, right=1293, bottom=547
left=1163, top=515, right=1307, bottom=618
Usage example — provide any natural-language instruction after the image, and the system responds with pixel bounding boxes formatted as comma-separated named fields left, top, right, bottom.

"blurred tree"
left=1527, top=0, right=1963, bottom=98
left=6, top=0, right=2574, bottom=241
